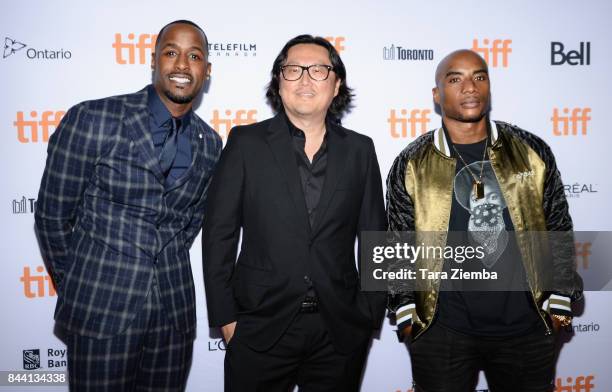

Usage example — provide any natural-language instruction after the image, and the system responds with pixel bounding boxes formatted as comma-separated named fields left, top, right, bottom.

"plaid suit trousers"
left=66, top=280, right=193, bottom=391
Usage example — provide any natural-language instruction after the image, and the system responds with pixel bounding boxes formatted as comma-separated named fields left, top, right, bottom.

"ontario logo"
left=3, top=36, right=72, bottom=60
left=4, top=37, right=26, bottom=58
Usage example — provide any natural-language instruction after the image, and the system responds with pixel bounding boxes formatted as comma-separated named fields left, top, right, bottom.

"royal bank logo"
left=23, top=349, right=41, bottom=370
left=12, top=196, right=36, bottom=214
left=208, top=42, right=257, bottom=57
left=3, top=36, right=72, bottom=60
left=383, top=45, right=434, bottom=61
left=4, top=37, right=26, bottom=58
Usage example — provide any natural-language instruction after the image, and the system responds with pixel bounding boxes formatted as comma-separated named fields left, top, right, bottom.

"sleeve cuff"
left=395, top=303, right=415, bottom=339
left=542, top=294, right=572, bottom=317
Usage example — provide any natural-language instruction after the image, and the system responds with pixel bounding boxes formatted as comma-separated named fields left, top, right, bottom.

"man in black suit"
left=203, top=34, right=386, bottom=391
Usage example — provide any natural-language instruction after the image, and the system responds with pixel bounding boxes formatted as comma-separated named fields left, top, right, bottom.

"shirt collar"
left=434, top=118, right=499, bottom=158
left=147, top=84, right=192, bottom=130
left=283, top=111, right=330, bottom=140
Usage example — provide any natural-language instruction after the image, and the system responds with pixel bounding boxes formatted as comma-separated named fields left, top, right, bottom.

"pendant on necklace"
left=473, top=180, right=485, bottom=200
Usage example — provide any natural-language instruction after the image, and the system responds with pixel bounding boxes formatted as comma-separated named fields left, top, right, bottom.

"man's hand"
left=551, top=316, right=560, bottom=333
left=221, top=322, right=237, bottom=343
left=401, top=325, right=412, bottom=341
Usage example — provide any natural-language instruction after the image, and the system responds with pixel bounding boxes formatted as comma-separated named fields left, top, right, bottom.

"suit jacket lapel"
left=123, top=87, right=165, bottom=184
left=265, top=114, right=311, bottom=238
left=311, top=122, right=348, bottom=236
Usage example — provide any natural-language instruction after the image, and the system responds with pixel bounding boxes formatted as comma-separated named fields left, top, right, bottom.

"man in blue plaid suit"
left=34, top=20, right=221, bottom=391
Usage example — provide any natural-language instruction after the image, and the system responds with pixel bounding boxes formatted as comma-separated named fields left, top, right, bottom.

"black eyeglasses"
left=280, top=64, right=334, bottom=81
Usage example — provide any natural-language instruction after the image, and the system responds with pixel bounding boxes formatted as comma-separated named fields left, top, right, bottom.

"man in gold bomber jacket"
left=386, top=49, right=583, bottom=392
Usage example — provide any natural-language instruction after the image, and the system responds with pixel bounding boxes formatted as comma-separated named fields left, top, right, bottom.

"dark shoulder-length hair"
left=265, top=34, right=354, bottom=121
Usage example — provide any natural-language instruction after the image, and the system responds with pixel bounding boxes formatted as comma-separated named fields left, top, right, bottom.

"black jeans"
left=408, top=322, right=556, bottom=392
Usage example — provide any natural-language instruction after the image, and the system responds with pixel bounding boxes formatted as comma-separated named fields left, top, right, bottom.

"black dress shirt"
left=286, top=115, right=329, bottom=300
left=287, top=116, right=328, bottom=228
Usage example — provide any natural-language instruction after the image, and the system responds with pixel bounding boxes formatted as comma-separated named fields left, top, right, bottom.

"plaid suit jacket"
left=35, top=86, right=222, bottom=339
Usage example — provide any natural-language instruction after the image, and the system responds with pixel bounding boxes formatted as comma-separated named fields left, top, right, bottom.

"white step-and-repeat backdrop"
left=1, top=1, right=610, bottom=390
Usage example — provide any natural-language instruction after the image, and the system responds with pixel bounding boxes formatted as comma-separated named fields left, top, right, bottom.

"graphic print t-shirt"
left=437, top=133, right=541, bottom=337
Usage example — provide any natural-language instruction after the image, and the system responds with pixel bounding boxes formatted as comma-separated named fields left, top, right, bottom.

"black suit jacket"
left=203, top=114, right=386, bottom=353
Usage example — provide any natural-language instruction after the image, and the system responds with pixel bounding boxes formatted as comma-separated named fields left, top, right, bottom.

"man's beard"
left=164, top=89, right=196, bottom=104
left=456, top=111, right=487, bottom=123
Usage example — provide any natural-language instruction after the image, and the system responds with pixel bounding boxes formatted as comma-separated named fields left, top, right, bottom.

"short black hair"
left=265, top=34, right=354, bottom=121
left=155, top=20, right=209, bottom=51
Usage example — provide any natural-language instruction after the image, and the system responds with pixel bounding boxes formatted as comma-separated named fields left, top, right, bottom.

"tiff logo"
left=12, top=196, right=36, bottom=214
left=575, top=242, right=591, bottom=269
left=555, top=375, right=595, bottom=392
left=113, top=33, right=157, bottom=64
left=20, top=266, right=56, bottom=299
left=210, top=109, right=257, bottom=141
left=472, top=38, right=512, bottom=68
left=324, top=36, right=345, bottom=53
left=14, top=110, right=65, bottom=143
left=551, top=42, right=590, bottom=66
left=551, top=108, right=591, bottom=136
left=388, top=109, right=431, bottom=139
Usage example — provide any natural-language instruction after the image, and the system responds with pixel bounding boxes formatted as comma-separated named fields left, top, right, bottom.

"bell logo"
left=15, top=110, right=65, bottom=143
left=575, top=242, right=591, bottom=269
left=555, top=375, right=595, bottom=392
left=388, top=109, right=431, bottom=139
left=20, top=266, right=56, bottom=298
left=551, top=42, right=591, bottom=66
left=551, top=108, right=591, bottom=136
left=210, top=109, right=257, bottom=141
left=471, top=39, right=512, bottom=68
left=324, top=36, right=346, bottom=53
left=113, top=33, right=157, bottom=65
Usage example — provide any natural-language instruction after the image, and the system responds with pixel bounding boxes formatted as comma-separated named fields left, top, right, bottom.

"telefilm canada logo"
left=4, top=36, right=72, bottom=60
left=207, top=41, right=257, bottom=57
left=23, top=349, right=41, bottom=370
left=383, top=44, right=434, bottom=61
